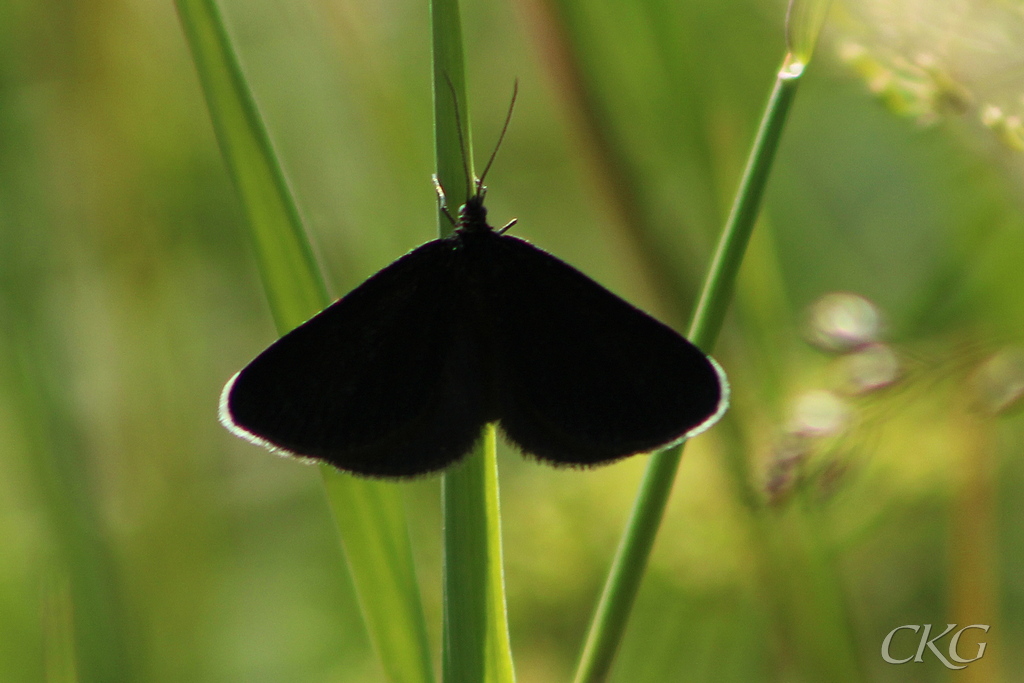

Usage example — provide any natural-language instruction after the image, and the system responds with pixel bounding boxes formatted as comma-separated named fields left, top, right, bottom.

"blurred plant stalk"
left=571, top=1, right=834, bottom=679
left=174, top=1, right=435, bottom=681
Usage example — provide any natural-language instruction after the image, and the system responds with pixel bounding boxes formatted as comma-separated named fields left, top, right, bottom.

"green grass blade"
left=480, top=439, right=517, bottom=683
left=431, top=1, right=516, bottom=680
left=786, top=0, right=834, bottom=65
left=174, top=2, right=434, bottom=681
left=572, top=54, right=806, bottom=683
left=441, top=429, right=516, bottom=683
left=687, top=59, right=804, bottom=350
left=173, top=0, right=324, bottom=326
left=321, top=468, right=437, bottom=683
left=431, top=0, right=473, bottom=222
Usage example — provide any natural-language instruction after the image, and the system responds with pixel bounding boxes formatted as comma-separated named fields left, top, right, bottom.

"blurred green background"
left=2, top=0, right=1023, bottom=681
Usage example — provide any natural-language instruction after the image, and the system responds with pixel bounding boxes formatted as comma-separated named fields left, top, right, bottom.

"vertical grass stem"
left=431, top=0, right=516, bottom=681
left=572, top=54, right=805, bottom=683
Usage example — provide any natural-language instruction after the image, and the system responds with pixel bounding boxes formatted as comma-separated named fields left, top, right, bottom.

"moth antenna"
left=442, top=73, right=473, bottom=201
left=478, top=79, right=518, bottom=192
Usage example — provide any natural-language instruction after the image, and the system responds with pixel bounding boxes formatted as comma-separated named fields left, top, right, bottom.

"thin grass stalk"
left=174, top=2, right=434, bottom=681
left=572, top=53, right=807, bottom=683
left=431, top=1, right=516, bottom=680
left=441, top=429, right=517, bottom=683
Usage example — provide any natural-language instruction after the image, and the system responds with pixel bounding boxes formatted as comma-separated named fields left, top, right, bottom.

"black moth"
left=220, top=90, right=727, bottom=478
left=220, top=180, right=727, bottom=477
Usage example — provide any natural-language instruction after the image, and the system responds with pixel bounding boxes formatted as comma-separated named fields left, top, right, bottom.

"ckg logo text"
left=882, top=624, right=989, bottom=670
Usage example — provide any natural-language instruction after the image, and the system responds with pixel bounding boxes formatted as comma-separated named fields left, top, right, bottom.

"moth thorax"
left=458, top=196, right=489, bottom=231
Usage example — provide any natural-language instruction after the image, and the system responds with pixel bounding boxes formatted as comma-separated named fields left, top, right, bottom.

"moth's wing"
left=221, top=239, right=490, bottom=477
left=485, top=235, right=727, bottom=466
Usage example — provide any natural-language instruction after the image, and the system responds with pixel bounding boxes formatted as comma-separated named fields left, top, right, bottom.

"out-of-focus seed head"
left=815, top=457, right=850, bottom=501
left=788, top=389, right=851, bottom=438
left=836, top=0, right=1024, bottom=151
left=806, top=292, right=882, bottom=353
left=836, top=343, right=901, bottom=394
left=980, top=105, right=1024, bottom=151
left=971, top=347, right=1024, bottom=415
left=765, top=435, right=813, bottom=505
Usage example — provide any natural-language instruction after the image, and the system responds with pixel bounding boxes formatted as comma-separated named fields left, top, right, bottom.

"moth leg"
left=432, top=174, right=457, bottom=226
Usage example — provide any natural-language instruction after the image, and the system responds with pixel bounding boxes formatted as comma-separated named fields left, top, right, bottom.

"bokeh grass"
left=2, top=0, right=1023, bottom=681
left=176, top=1, right=434, bottom=682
